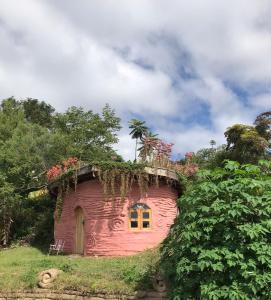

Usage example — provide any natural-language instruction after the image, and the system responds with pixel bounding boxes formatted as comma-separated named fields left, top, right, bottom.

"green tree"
left=0, top=98, right=122, bottom=245
left=0, top=98, right=24, bottom=144
left=161, top=160, right=271, bottom=299
left=53, top=104, right=121, bottom=160
left=0, top=174, right=20, bottom=246
left=225, top=124, right=269, bottom=164
left=254, top=111, right=271, bottom=154
left=193, top=144, right=229, bottom=169
left=128, top=119, right=149, bottom=161
left=0, top=122, right=53, bottom=190
left=210, top=139, right=216, bottom=149
left=21, top=98, right=55, bottom=128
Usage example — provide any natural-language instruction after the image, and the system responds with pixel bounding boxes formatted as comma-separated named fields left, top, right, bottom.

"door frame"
left=74, top=206, right=85, bottom=255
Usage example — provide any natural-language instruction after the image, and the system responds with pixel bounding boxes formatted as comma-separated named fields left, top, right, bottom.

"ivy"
left=49, top=161, right=150, bottom=219
left=91, top=161, right=149, bottom=200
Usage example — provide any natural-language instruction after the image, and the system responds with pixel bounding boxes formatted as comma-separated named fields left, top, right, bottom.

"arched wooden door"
left=75, top=207, right=84, bottom=255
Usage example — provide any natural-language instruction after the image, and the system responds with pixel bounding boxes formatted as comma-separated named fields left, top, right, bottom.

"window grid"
left=129, top=208, right=151, bottom=231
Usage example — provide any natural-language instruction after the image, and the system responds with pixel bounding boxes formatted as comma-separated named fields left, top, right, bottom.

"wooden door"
left=75, top=207, right=84, bottom=255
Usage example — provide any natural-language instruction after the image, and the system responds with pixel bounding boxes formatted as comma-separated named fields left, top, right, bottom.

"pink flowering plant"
left=46, top=157, right=79, bottom=181
left=140, top=136, right=199, bottom=177
left=140, top=136, right=174, bottom=168
left=171, top=152, right=198, bottom=177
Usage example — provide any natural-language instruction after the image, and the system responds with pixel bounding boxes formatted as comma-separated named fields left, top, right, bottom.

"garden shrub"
left=10, top=195, right=54, bottom=248
left=161, top=160, right=271, bottom=300
left=121, top=248, right=161, bottom=290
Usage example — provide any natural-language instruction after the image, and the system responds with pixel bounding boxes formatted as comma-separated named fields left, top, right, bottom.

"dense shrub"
left=161, top=160, right=271, bottom=299
left=10, top=195, right=54, bottom=248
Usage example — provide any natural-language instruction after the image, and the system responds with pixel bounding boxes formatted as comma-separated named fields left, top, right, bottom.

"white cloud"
left=0, top=0, right=270, bottom=159
left=249, top=93, right=271, bottom=111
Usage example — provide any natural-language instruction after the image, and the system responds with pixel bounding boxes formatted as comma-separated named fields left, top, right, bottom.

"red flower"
left=185, top=152, right=194, bottom=159
left=46, top=157, right=79, bottom=181
left=46, top=165, right=62, bottom=181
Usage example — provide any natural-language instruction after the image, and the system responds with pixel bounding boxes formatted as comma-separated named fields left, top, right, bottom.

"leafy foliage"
left=21, top=98, right=55, bottom=128
left=254, top=111, right=271, bottom=142
left=0, top=97, right=122, bottom=245
left=10, top=195, right=55, bottom=248
left=161, top=160, right=271, bottom=299
left=54, top=104, right=121, bottom=161
left=193, top=145, right=228, bottom=169
left=225, top=124, right=269, bottom=164
left=92, top=161, right=148, bottom=199
left=0, top=174, right=20, bottom=246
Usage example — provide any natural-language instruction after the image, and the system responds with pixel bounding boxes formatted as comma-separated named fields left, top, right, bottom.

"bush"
left=10, top=195, right=54, bottom=248
left=121, top=248, right=160, bottom=290
left=161, top=160, right=271, bottom=299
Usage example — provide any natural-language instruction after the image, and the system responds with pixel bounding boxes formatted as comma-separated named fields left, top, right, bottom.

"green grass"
left=0, top=246, right=159, bottom=293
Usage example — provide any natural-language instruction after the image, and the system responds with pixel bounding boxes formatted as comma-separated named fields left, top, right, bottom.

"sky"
left=0, top=1, right=270, bottom=160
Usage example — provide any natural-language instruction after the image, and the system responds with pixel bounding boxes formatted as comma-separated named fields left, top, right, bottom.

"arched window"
left=129, top=203, right=151, bottom=230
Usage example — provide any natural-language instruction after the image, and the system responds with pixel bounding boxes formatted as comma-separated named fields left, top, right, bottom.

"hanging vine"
left=47, top=158, right=182, bottom=219
left=55, top=186, right=63, bottom=222
left=47, top=157, right=80, bottom=221
left=91, top=161, right=152, bottom=200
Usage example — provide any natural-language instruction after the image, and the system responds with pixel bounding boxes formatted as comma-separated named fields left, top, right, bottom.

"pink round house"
left=52, top=165, right=180, bottom=256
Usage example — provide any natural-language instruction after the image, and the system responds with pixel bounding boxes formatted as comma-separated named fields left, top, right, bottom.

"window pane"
left=142, top=211, right=149, bottom=219
left=142, top=221, right=150, bottom=228
left=130, top=211, right=138, bottom=218
left=131, top=221, right=138, bottom=228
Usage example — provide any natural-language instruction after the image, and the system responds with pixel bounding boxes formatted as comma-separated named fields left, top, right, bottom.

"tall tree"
left=210, top=139, right=216, bottom=149
left=128, top=119, right=148, bottom=162
left=21, top=98, right=55, bottom=128
left=254, top=111, right=271, bottom=154
left=0, top=122, right=53, bottom=190
left=224, top=124, right=269, bottom=164
left=53, top=104, right=121, bottom=161
left=0, top=98, right=122, bottom=245
left=0, top=98, right=24, bottom=144
left=0, top=174, right=19, bottom=246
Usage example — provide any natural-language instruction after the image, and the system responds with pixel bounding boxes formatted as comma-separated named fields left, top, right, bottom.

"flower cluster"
left=46, top=157, right=79, bottom=181
left=173, top=152, right=198, bottom=177
left=175, top=163, right=199, bottom=177
left=46, top=165, right=62, bottom=181
left=63, top=157, right=79, bottom=171
left=185, top=152, right=194, bottom=160
left=143, top=137, right=173, bottom=166
left=155, top=141, right=174, bottom=160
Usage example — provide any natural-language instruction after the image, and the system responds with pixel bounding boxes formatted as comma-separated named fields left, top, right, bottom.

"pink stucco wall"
left=54, top=179, right=178, bottom=256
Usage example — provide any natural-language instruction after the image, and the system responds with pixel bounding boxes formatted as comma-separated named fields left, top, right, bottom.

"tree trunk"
left=135, top=138, right=138, bottom=162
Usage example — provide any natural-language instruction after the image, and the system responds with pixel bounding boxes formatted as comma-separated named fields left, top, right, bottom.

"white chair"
left=48, top=239, right=65, bottom=255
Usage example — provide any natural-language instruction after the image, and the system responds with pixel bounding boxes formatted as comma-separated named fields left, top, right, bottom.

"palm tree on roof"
left=128, top=119, right=149, bottom=162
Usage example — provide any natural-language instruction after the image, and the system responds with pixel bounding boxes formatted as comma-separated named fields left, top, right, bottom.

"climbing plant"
left=92, top=161, right=149, bottom=200
left=46, top=157, right=80, bottom=221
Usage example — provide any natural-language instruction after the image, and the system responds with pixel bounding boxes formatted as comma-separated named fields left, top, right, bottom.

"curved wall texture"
left=54, top=179, right=177, bottom=256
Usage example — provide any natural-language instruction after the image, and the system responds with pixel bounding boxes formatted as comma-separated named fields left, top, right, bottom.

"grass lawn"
left=0, top=246, right=159, bottom=293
